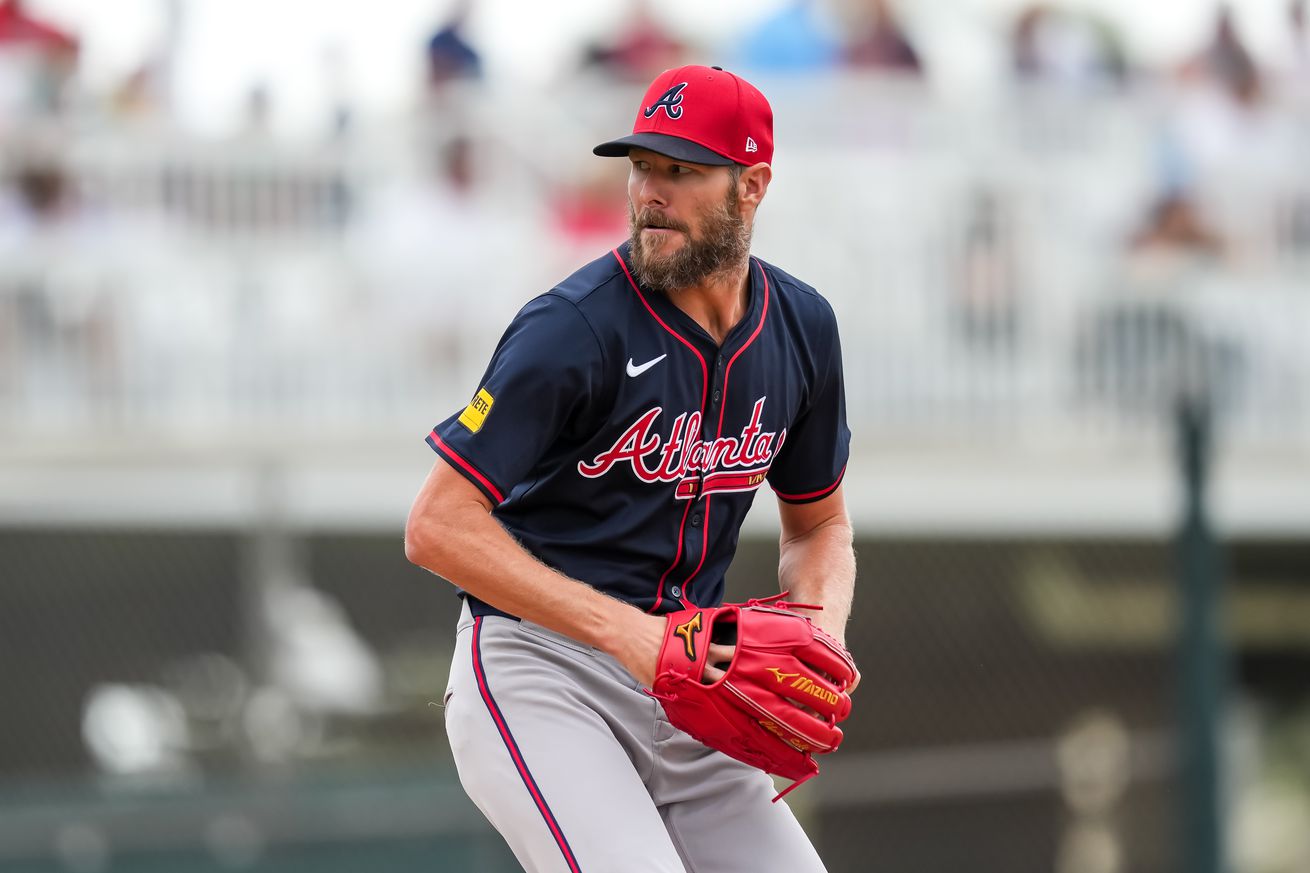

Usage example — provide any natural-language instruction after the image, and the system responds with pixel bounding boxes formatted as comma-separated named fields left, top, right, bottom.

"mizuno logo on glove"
left=769, top=667, right=840, bottom=706
left=674, top=612, right=702, bottom=661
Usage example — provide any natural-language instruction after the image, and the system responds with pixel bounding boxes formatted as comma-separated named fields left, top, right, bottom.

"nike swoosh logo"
left=626, top=354, right=667, bottom=377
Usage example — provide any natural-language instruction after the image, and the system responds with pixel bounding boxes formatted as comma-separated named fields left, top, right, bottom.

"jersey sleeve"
left=426, top=293, right=606, bottom=504
left=767, top=300, right=851, bottom=504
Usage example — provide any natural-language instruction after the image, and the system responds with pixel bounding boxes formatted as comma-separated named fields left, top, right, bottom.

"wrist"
left=593, top=602, right=665, bottom=687
left=812, top=615, right=848, bottom=648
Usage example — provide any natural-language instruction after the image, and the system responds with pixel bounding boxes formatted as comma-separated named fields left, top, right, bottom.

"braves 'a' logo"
left=644, top=83, right=688, bottom=119
left=674, top=612, right=703, bottom=661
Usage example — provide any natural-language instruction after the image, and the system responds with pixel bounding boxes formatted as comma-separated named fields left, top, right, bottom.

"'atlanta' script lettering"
left=578, top=397, right=784, bottom=484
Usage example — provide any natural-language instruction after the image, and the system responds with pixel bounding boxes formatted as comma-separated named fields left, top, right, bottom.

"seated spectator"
left=426, top=0, right=481, bottom=90
left=843, top=0, right=923, bottom=76
left=347, top=133, right=538, bottom=383
left=0, top=142, right=126, bottom=408
left=109, top=63, right=165, bottom=123
left=582, top=0, right=686, bottom=84
left=1075, top=191, right=1238, bottom=421
left=734, top=0, right=841, bottom=75
left=1167, top=4, right=1290, bottom=191
left=1128, top=193, right=1224, bottom=258
left=954, top=189, right=1021, bottom=354
left=0, top=144, right=87, bottom=253
left=1179, top=4, right=1262, bottom=108
left=0, top=0, right=79, bottom=116
left=1276, top=0, right=1309, bottom=84
left=549, top=165, right=629, bottom=269
left=1010, top=4, right=1128, bottom=90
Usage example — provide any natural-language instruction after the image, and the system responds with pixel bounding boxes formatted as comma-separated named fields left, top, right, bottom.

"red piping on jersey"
left=429, top=431, right=505, bottom=504
left=684, top=260, right=771, bottom=601
left=678, top=494, right=713, bottom=602
left=612, top=249, right=708, bottom=412
left=773, top=465, right=847, bottom=502
left=715, top=261, right=771, bottom=438
left=614, top=248, right=710, bottom=614
left=472, top=617, right=583, bottom=873
left=652, top=498, right=695, bottom=612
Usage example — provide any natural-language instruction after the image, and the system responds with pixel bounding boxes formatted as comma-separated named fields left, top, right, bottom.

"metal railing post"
left=1176, top=396, right=1229, bottom=873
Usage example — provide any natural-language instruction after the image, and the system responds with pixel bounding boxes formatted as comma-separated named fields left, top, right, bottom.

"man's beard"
left=628, top=187, right=752, bottom=294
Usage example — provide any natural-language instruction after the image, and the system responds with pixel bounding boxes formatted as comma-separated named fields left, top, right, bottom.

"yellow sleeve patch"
left=458, top=388, right=495, bottom=433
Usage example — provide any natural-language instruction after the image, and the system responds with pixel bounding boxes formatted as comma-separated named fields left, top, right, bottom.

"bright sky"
left=22, top=0, right=1302, bottom=137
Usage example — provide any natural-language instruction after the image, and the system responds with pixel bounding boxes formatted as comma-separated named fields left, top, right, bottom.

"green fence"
left=2, top=525, right=1308, bottom=873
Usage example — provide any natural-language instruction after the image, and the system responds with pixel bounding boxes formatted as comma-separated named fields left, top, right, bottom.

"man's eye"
left=633, top=161, right=650, bottom=171
left=670, top=165, right=690, bottom=175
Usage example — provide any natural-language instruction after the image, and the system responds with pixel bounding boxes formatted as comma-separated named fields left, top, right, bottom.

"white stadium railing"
left=1, top=78, right=1307, bottom=461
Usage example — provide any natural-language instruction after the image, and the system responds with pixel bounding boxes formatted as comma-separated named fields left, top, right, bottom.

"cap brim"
left=593, top=133, right=737, bottom=166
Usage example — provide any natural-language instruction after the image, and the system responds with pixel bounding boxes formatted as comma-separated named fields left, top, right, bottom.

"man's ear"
left=739, top=162, right=772, bottom=211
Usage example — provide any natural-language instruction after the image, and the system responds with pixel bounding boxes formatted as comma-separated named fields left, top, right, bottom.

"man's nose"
left=636, top=175, right=667, bottom=209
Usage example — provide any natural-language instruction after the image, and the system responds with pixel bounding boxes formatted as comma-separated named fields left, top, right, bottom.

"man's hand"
left=702, top=643, right=736, bottom=683
left=601, top=607, right=668, bottom=688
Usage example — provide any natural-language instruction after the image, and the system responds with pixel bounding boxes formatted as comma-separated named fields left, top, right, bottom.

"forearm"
left=405, top=480, right=663, bottom=682
left=410, top=506, right=632, bottom=645
left=778, top=519, right=856, bottom=645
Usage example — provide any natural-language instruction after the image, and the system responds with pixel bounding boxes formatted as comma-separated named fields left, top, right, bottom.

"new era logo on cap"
left=593, top=64, right=774, bottom=167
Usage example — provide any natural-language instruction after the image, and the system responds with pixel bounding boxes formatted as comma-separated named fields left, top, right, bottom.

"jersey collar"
left=615, top=240, right=766, bottom=357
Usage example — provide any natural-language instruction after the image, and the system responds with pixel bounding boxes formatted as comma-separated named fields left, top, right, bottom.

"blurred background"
left=1, top=0, right=1308, bottom=871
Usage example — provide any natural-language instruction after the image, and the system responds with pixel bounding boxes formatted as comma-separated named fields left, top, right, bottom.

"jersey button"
left=671, top=586, right=682, bottom=598
left=712, top=390, right=721, bottom=404
left=690, top=513, right=703, bottom=527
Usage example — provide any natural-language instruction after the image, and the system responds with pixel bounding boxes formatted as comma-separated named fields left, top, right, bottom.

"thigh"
left=445, top=613, right=686, bottom=873
left=653, top=726, right=828, bottom=873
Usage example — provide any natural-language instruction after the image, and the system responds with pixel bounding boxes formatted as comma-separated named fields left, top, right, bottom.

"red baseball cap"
left=594, top=65, right=774, bottom=166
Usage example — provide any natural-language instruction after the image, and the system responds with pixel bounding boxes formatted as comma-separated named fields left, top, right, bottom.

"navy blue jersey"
left=426, top=242, right=849, bottom=619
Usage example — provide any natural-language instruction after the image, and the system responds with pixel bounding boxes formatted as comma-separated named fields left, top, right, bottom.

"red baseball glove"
left=648, top=593, right=859, bottom=800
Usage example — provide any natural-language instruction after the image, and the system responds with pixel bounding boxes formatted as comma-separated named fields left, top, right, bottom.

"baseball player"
left=405, top=64, right=856, bottom=873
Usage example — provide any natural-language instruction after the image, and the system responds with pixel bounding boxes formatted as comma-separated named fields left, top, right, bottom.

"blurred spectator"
left=1277, top=0, right=1309, bottom=83
left=734, top=0, right=841, bottom=75
left=321, top=42, right=354, bottom=141
left=107, top=0, right=182, bottom=126
left=426, top=0, right=482, bottom=90
left=1295, top=0, right=1309, bottom=59
left=550, top=165, right=629, bottom=265
left=0, top=0, right=74, bottom=48
left=241, top=81, right=273, bottom=138
left=348, top=133, right=530, bottom=379
left=1076, top=191, right=1240, bottom=421
left=843, top=0, right=923, bottom=76
left=1180, top=4, right=1262, bottom=108
left=1165, top=4, right=1299, bottom=203
left=0, top=0, right=79, bottom=118
left=0, top=144, right=88, bottom=251
left=0, top=144, right=118, bottom=411
left=955, top=189, right=1021, bottom=354
left=110, top=63, right=166, bottom=122
left=1010, top=4, right=1128, bottom=90
left=582, top=0, right=686, bottom=83
left=1128, top=193, right=1224, bottom=258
